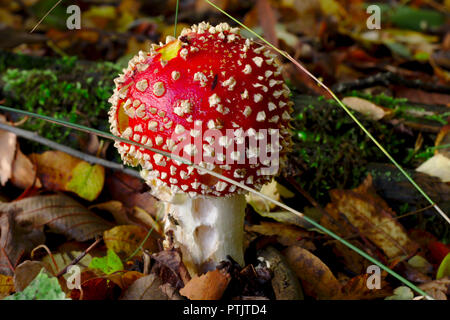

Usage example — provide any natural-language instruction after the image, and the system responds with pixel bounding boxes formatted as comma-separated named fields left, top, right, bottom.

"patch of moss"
left=287, top=93, right=412, bottom=202
left=0, top=53, right=120, bottom=149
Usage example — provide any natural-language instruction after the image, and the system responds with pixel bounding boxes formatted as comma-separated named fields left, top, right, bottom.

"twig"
left=0, top=121, right=141, bottom=179
left=56, top=237, right=102, bottom=278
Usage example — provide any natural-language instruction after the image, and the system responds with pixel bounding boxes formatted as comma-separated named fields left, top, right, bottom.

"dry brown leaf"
left=10, top=148, right=41, bottom=189
left=0, top=207, right=45, bottom=276
left=120, top=273, right=168, bottom=300
left=283, top=245, right=341, bottom=299
left=245, top=221, right=313, bottom=247
left=179, top=269, right=231, bottom=300
left=327, top=175, right=418, bottom=259
left=91, top=201, right=162, bottom=234
left=0, top=117, right=16, bottom=186
left=13, top=260, right=53, bottom=292
left=342, top=96, right=393, bottom=120
left=107, top=271, right=144, bottom=291
left=418, top=277, right=449, bottom=300
left=0, top=194, right=112, bottom=242
left=106, top=171, right=158, bottom=217
left=336, top=272, right=391, bottom=300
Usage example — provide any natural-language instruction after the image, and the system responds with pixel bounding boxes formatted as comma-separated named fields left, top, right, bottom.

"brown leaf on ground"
left=0, top=207, right=45, bottom=276
left=30, top=151, right=105, bottom=201
left=90, top=201, right=162, bottom=234
left=120, top=273, right=168, bottom=300
left=336, top=272, right=392, bottom=300
left=0, top=194, right=112, bottom=242
left=283, top=245, right=341, bottom=299
left=326, top=175, right=418, bottom=259
left=13, top=260, right=53, bottom=291
left=179, top=269, right=231, bottom=300
left=245, top=221, right=313, bottom=247
left=10, top=148, right=41, bottom=189
left=106, top=171, right=159, bottom=217
left=0, top=118, right=16, bottom=186
left=107, top=271, right=144, bottom=291
left=258, top=246, right=304, bottom=300
left=418, top=277, right=450, bottom=300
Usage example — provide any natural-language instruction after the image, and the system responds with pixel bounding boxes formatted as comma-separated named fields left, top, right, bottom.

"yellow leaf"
left=103, top=225, right=158, bottom=259
left=0, top=274, right=14, bottom=298
left=30, top=151, right=105, bottom=201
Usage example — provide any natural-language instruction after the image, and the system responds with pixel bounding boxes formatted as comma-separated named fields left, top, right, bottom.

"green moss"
left=0, top=53, right=120, bottom=149
left=288, top=94, right=412, bottom=202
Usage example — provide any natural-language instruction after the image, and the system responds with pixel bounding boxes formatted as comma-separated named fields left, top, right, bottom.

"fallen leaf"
left=418, top=277, right=450, bottom=300
left=246, top=221, right=313, bottom=247
left=246, top=179, right=294, bottom=212
left=103, top=225, right=158, bottom=259
left=179, top=269, right=231, bottom=300
left=10, top=148, right=41, bottom=189
left=0, top=274, right=14, bottom=298
left=327, top=175, right=418, bottom=259
left=0, top=118, right=16, bottom=186
left=385, top=286, right=414, bottom=300
left=342, top=96, right=393, bottom=120
left=258, top=246, right=304, bottom=300
left=89, top=249, right=124, bottom=275
left=13, top=260, right=54, bottom=292
left=0, top=194, right=112, bottom=242
left=120, top=273, right=168, bottom=300
left=283, top=245, right=341, bottom=299
left=106, top=171, right=158, bottom=216
left=0, top=206, right=45, bottom=276
left=5, top=269, right=69, bottom=300
left=416, top=154, right=450, bottom=183
left=90, top=201, right=162, bottom=234
left=30, top=151, right=105, bottom=201
left=107, top=271, right=143, bottom=291
left=337, top=273, right=391, bottom=300
left=408, top=255, right=433, bottom=274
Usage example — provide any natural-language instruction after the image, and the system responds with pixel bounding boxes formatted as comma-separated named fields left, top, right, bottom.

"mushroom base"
left=162, top=193, right=246, bottom=275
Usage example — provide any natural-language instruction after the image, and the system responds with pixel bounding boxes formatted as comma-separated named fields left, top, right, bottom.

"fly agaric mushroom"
left=109, top=22, right=293, bottom=274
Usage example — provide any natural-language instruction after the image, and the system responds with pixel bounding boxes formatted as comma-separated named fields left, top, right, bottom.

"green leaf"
left=4, top=269, right=69, bottom=300
left=89, top=249, right=124, bottom=275
left=436, top=253, right=450, bottom=280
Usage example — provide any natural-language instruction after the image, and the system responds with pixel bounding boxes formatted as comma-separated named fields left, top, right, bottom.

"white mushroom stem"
left=162, top=193, right=246, bottom=275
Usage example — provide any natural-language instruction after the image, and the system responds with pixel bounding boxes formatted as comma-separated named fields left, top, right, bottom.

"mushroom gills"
left=163, top=194, right=246, bottom=275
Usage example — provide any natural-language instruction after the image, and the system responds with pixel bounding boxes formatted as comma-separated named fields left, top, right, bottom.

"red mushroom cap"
left=109, top=22, right=293, bottom=197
